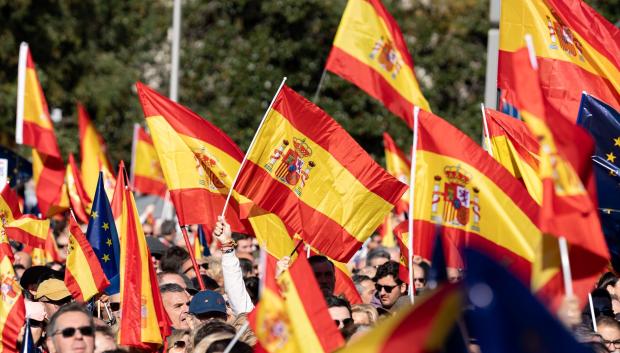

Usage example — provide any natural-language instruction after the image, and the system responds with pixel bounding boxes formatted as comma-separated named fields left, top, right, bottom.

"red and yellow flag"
left=29, top=229, right=62, bottom=266
left=383, top=132, right=410, bottom=213
left=0, top=185, right=22, bottom=232
left=325, top=0, right=430, bottom=127
left=340, top=284, right=461, bottom=353
left=414, top=110, right=543, bottom=285
left=277, top=255, right=345, bottom=353
left=64, top=214, right=109, bottom=301
left=136, top=83, right=250, bottom=232
left=66, top=154, right=92, bottom=223
left=498, top=0, right=620, bottom=123
left=484, top=108, right=542, bottom=204
left=130, top=124, right=167, bottom=197
left=235, top=85, right=407, bottom=262
left=6, top=215, right=49, bottom=249
left=502, top=47, right=609, bottom=308
left=78, top=103, right=115, bottom=200
left=16, top=43, right=67, bottom=216
left=118, top=176, right=170, bottom=348
left=333, top=260, right=363, bottom=305
left=0, top=230, right=25, bottom=353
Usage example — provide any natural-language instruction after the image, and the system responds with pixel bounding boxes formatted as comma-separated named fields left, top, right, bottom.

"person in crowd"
left=351, top=304, right=379, bottom=326
left=161, top=283, right=191, bottom=330
left=188, top=290, right=230, bottom=329
left=597, top=316, right=620, bottom=353
left=192, top=321, right=236, bottom=347
left=45, top=303, right=95, bottom=353
left=159, top=220, right=178, bottom=247
left=598, top=272, right=620, bottom=314
left=22, top=300, right=48, bottom=351
left=158, top=271, right=198, bottom=295
left=167, top=329, right=191, bottom=353
left=231, top=233, right=253, bottom=259
left=238, top=258, right=254, bottom=278
left=192, top=274, right=221, bottom=292
left=244, top=277, right=259, bottom=305
left=14, top=251, right=32, bottom=269
left=35, top=278, right=73, bottom=319
left=357, top=266, right=377, bottom=279
left=308, top=255, right=336, bottom=298
left=373, top=261, right=407, bottom=312
left=93, top=325, right=117, bottom=353
left=326, top=295, right=353, bottom=331
left=412, top=263, right=427, bottom=295
left=366, top=248, right=391, bottom=268
left=352, top=275, right=376, bottom=304
left=147, top=236, right=168, bottom=272
left=160, top=246, right=191, bottom=274
left=366, top=234, right=382, bottom=252
left=447, top=267, right=464, bottom=283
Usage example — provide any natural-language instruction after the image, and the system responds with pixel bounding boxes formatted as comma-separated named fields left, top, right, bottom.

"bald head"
left=14, top=251, right=32, bottom=269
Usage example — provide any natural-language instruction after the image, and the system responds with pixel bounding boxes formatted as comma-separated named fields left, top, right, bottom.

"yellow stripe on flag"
left=66, top=234, right=99, bottom=301
left=23, top=67, right=52, bottom=129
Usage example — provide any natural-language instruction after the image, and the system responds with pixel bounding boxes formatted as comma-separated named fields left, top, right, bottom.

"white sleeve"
left=221, top=252, right=255, bottom=314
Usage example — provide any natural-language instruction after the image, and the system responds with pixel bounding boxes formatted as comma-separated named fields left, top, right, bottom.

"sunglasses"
left=173, top=341, right=186, bottom=349
left=57, top=244, right=68, bottom=249
left=333, top=318, right=353, bottom=327
left=414, top=277, right=426, bottom=284
left=28, top=319, right=45, bottom=328
left=53, top=326, right=94, bottom=338
left=375, top=284, right=398, bottom=293
left=109, top=302, right=121, bottom=312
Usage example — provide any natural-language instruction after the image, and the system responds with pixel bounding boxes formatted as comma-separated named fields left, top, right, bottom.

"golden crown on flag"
left=293, top=138, right=312, bottom=158
left=444, top=165, right=471, bottom=185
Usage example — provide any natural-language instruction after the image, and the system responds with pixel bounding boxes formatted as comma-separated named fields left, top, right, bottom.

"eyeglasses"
left=603, top=339, right=620, bottom=349
left=173, top=341, right=186, bottom=349
left=375, top=284, right=398, bottom=293
left=57, top=244, right=68, bottom=249
left=28, top=319, right=45, bottom=328
left=200, top=263, right=209, bottom=270
left=53, top=326, right=94, bottom=338
left=414, top=277, right=426, bottom=284
left=333, top=318, right=353, bottom=328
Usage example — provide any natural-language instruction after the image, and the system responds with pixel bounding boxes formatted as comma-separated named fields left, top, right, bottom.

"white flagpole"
left=407, top=106, right=420, bottom=304
left=312, top=68, right=327, bottom=103
left=221, top=77, right=288, bottom=218
left=558, top=237, right=574, bottom=297
left=480, top=103, right=494, bottom=157
left=589, top=293, right=598, bottom=332
left=129, top=124, right=139, bottom=188
left=16, top=42, right=29, bottom=145
left=169, top=0, right=182, bottom=102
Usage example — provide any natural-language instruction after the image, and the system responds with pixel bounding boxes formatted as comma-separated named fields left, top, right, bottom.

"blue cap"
left=188, top=290, right=227, bottom=315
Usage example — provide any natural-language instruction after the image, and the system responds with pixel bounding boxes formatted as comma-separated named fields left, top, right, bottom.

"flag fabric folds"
left=464, top=248, right=592, bottom=353
left=65, top=213, right=110, bottom=301
left=130, top=124, right=167, bottom=197
left=340, top=283, right=462, bottom=353
left=383, top=132, right=410, bottom=213
left=577, top=93, right=620, bottom=272
left=325, top=0, right=430, bottom=127
left=87, top=173, right=122, bottom=295
left=15, top=42, right=66, bottom=216
left=414, top=110, right=542, bottom=287
left=6, top=215, right=49, bottom=248
left=0, top=184, right=23, bottom=233
left=66, top=154, right=92, bottom=223
left=276, top=255, right=345, bottom=353
left=0, top=228, right=25, bottom=353
left=234, top=85, right=407, bottom=261
left=136, top=82, right=249, bottom=233
left=498, top=0, right=620, bottom=124
left=193, top=225, right=211, bottom=259
left=484, top=108, right=542, bottom=204
left=78, top=103, right=115, bottom=200
left=118, top=178, right=170, bottom=348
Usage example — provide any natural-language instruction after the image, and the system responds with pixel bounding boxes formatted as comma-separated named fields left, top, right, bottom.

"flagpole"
left=16, top=42, right=28, bottom=145
left=169, top=0, right=182, bottom=102
left=220, top=77, right=287, bottom=218
left=181, top=225, right=206, bottom=290
left=480, top=103, right=494, bottom=157
left=312, top=68, right=327, bottom=103
left=129, top=124, right=139, bottom=189
left=407, top=106, right=420, bottom=304
left=589, top=293, right=598, bottom=332
left=222, top=321, right=249, bottom=353
left=558, top=236, right=574, bottom=297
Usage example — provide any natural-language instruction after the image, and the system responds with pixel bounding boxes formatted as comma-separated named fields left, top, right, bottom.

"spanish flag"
left=484, top=108, right=542, bottom=204
left=277, top=255, right=345, bottom=353
left=383, top=132, right=410, bottom=214
left=15, top=42, right=67, bottom=216
left=234, top=85, right=407, bottom=261
left=130, top=124, right=166, bottom=197
left=78, top=103, right=115, bottom=200
left=64, top=213, right=109, bottom=301
left=325, top=0, right=430, bottom=127
left=340, top=284, right=462, bottom=353
left=66, top=154, right=92, bottom=223
left=414, top=110, right=542, bottom=285
left=136, top=83, right=249, bottom=232
left=0, top=232, right=25, bottom=353
left=498, top=0, right=620, bottom=123
left=502, top=47, right=609, bottom=308
left=0, top=184, right=22, bottom=233
left=333, top=259, right=363, bottom=305
left=6, top=215, right=49, bottom=249
left=29, top=229, right=62, bottom=266
left=118, top=176, right=170, bottom=348
left=377, top=214, right=396, bottom=248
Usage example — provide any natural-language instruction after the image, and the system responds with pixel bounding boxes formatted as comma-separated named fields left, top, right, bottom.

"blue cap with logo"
left=188, top=290, right=227, bottom=315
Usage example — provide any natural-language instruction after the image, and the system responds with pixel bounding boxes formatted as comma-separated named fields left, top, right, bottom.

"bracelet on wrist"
left=221, top=248, right=235, bottom=254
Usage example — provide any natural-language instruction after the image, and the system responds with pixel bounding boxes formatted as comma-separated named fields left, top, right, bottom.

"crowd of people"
left=9, top=210, right=620, bottom=353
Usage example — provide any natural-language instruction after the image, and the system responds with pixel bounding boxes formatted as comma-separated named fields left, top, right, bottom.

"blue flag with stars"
left=577, top=93, right=620, bottom=272
left=198, top=225, right=211, bottom=257
left=86, top=172, right=121, bottom=294
left=21, top=318, right=37, bottom=353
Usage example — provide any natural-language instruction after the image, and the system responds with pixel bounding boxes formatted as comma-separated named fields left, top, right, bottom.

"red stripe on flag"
left=133, top=175, right=167, bottom=197
left=22, top=122, right=61, bottom=159
left=2, top=296, right=25, bottom=353
left=326, top=46, right=415, bottom=128
left=237, top=161, right=364, bottom=260
left=64, top=269, right=85, bottom=302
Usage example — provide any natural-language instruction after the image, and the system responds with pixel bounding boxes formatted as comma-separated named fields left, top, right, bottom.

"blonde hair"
left=351, top=304, right=379, bottom=325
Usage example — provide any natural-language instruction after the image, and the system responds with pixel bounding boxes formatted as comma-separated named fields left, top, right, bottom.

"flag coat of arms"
left=234, top=84, right=407, bottom=262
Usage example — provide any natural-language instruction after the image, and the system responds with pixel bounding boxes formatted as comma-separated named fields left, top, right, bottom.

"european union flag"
left=428, top=226, right=448, bottom=289
left=198, top=225, right=211, bottom=257
left=86, top=173, right=120, bottom=294
left=21, top=318, right=36, bottom=353
left=464, top=248, right=592, bottom=353
left=576, top=93, right=620, bottom=272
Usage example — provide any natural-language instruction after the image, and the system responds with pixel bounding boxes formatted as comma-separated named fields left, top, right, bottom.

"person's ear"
left=46, top=336, right=57, bottom=353
left=400, top=283, right=407, bottom=294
